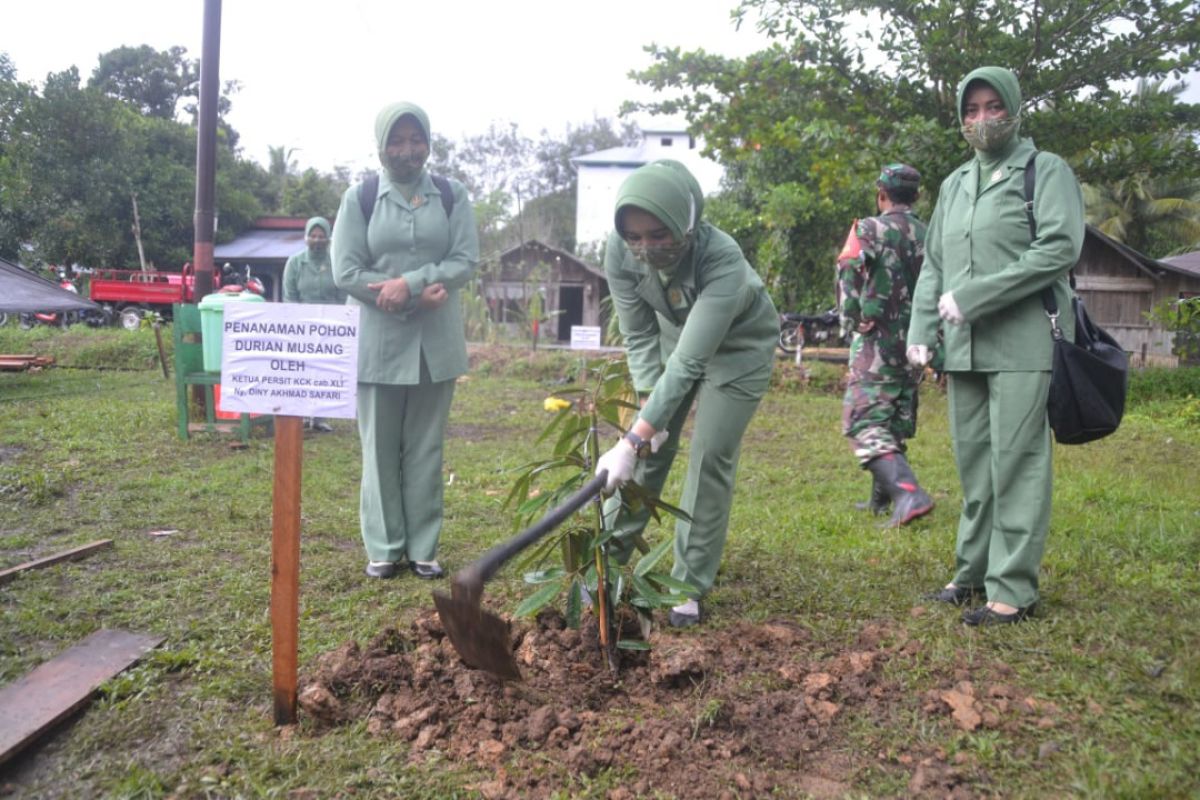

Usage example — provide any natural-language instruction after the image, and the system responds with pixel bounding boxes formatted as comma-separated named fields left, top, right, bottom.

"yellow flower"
left=543, top=396, right=571, bottom=412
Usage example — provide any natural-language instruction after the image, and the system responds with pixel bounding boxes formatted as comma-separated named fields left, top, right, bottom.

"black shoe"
left=962, top=605, right=1032, bottom=626
left=923, top=585, right=984, bottom=606
left=365, top=560, right=401, bottom=579
left=409, top=560, right=444, bottom=580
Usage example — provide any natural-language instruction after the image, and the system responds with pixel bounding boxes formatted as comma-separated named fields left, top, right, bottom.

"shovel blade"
left=432, top=590, right=523, bottom=682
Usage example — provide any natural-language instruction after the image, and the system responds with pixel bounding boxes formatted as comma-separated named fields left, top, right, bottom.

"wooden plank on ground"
left=0, top=540, right=114, bottom=587
left=0, top=629, right=164, bottom=766
left=0, top=355, right=55, bottom=370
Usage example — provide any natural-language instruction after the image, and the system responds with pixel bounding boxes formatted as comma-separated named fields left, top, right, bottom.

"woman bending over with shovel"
left=596, top=160, right=779, bottom=627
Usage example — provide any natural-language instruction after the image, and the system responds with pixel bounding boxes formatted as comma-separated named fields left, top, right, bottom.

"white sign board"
left=218, top=303, right=359, bottom=419
left=570, top=325, right=602, bottom=350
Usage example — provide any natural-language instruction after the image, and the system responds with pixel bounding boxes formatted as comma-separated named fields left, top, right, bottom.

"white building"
left=572, top=127, right=724, bottom=255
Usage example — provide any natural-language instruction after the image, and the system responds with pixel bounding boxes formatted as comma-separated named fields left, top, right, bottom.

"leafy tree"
left=627, top=0, right=1200, bottom=308
left=0, top=53, right=270, bottom=269
left=87, top=44, right=197, bottom=120
left=0, top=53, right=37, bottom=259
left=1077, top=80, right=1200, bottom=256
left=281, top=167, right=348, bottom=219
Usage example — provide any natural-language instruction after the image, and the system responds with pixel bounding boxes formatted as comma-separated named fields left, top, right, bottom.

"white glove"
left=596, top=439, right=638, bottom=493
left=650, top=430, right=669, bottom=453
left=906, top=345, right=931, bottom=368
left=938, top=292, right=965, bottom=325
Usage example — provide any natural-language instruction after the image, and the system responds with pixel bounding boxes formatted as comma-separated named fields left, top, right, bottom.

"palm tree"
left=266, top=145, right=299, bottom=213
left=1081, top=79, right=1200, bottom=257
left=1084, top=173, right=1200, bottom=257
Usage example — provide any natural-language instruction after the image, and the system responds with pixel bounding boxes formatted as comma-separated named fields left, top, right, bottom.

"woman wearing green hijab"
left=907, top=67, right=1084, bottom=625
left=595, top=160, right=779, bottom=627
left=332, top=101, right=479, bottom=580
left=284, top=216, right=345, bottom=432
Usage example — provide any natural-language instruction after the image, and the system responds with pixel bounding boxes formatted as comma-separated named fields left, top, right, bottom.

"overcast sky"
left=7, top=1, right=1198, bottom=176
left=5, top=0, right=772, bottom=173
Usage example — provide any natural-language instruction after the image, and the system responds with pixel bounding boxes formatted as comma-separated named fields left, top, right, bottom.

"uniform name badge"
left=667, top=287, right=689, bottom=310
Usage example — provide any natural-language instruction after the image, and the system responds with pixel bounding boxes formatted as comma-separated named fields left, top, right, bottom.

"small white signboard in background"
left=219, top=303, right=359, bottom=419
left=570, top=325, right=602, bottom=350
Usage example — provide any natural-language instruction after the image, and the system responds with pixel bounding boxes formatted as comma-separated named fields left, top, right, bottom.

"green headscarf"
left=956, top=66, right=1021, bottom=124
left=304, top=216, right=331, bottom=238
left=373, top=101, right=431, bottom=165
left=956, top=66, right=1022, bottom=154
left=651, top=159, right=705, bottom=222
left=613, top=161, right=698, bottom=242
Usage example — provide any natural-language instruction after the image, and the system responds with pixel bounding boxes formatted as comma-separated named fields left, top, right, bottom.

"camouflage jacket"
left=837, top=206, right=926, bottom=375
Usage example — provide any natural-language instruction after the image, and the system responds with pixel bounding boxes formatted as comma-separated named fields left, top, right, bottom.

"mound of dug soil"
left=298, top=609, right=992, bottom=798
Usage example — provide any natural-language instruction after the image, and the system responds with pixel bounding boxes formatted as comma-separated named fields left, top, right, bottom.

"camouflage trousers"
left=841, top=373, right=919, bottom=466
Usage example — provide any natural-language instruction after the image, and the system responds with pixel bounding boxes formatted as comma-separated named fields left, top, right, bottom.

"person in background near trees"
left=907, top=66, right=1084, bottom=625
left=283, top=216, right=345, bottom=433
left=332, top=101, right=479, bottom=580
left=596, top=159, right=779, bottom=628
left=838, top=163, right=934, bottom=528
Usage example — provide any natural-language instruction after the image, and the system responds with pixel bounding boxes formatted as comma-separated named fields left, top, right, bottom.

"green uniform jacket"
left=282, top=248, right=345, bottom=305
left=908, top=138, right=1083, bottom=371
left=332, top=170, right=479, bottom=384
left=605, top=222, right=778, bottom=431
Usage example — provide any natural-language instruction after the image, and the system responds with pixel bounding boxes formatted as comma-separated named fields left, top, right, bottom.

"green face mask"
left=630, top=236, right=690, bottom=271
left=961, top=117, right=1020, bottom=152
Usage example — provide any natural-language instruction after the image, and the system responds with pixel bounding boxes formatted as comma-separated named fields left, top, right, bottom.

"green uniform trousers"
left=604, top=378, right=762, bottom=597
left=947, top=370, right=1052, bottom=608
left=356, top=376, right=455, bottom=563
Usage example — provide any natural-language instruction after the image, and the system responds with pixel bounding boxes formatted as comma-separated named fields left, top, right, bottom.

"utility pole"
left=192, top=0, right=221, bottom=300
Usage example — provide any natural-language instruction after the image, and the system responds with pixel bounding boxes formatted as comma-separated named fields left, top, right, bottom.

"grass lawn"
left=0, top=326, right=1198, bottom=798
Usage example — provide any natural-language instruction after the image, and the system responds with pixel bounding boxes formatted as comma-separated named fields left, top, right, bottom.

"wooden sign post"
left=215, top=302, right=360, bottom=725
left=270, top=415, right=303, bottom=724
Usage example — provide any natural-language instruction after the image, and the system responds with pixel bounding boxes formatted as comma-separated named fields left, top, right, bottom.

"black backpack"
left=357, top=172, right=454, bottom=222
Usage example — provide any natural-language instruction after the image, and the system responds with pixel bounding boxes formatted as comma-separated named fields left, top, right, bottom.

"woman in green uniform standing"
left=595, top=160, right=778, bottom=627
left=332, top=101, right=479, bottom=580
left=907, top=66, right=1084, bottom=624
left=283, top=216, right=345, bottom=432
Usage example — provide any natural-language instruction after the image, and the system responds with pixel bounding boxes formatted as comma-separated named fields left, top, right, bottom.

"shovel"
left=433, top=471, right=608, bottom=681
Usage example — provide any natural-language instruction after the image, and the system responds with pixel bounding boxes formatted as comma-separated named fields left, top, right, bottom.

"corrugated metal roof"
left=572, top=145, right=654, bottom=166
left=214, top=229, right=305, bottom=261
left=1161, top=250, right=1200, bottom=278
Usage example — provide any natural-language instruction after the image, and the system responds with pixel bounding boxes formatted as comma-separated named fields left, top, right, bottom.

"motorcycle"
left=777, top=308, right=847, bottom=353
left=19, top=268, right=82, bottom=329
left=219, top=263, right=266, bottom=297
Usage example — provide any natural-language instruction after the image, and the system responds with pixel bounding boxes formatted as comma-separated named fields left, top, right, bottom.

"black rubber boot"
left=866, top=453, right=934, bottom=528
left=854, top=474, right=890, bottom=516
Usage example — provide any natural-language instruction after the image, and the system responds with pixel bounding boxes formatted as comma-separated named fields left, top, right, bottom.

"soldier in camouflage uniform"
left=838, top=163, right=934, bottom=528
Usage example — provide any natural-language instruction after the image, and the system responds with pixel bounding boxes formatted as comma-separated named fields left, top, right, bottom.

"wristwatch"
left=624, top=431, right=652, bottom=459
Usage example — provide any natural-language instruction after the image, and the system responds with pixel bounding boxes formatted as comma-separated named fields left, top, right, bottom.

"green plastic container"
left=197, top=291, right=266, bottom=372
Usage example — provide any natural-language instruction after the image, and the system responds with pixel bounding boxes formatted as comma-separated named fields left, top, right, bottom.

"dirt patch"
left=0, top=445, right=25, bottom=465
left=295, top=609, right=1018, bottom=798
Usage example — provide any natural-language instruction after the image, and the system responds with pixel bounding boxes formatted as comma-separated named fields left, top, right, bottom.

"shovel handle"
left=454, top=471, right=608, bottom=594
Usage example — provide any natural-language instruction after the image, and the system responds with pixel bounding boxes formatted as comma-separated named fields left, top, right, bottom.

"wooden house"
left=1075, top=227, right=1200, bottom=365
left=485, top=239, right=609, bottom=342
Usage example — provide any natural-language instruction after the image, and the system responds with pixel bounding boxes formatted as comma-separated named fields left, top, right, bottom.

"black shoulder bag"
left=1023, top=152, right=1128, bottom=445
